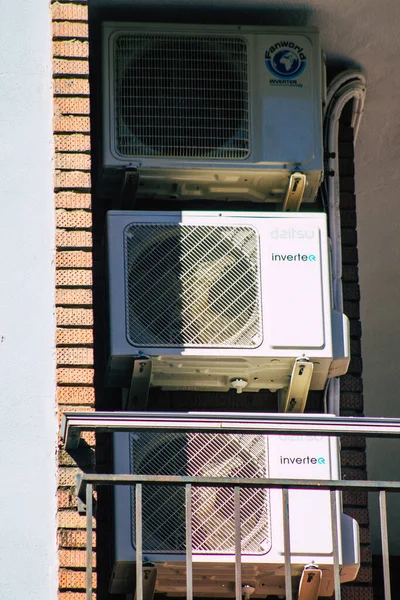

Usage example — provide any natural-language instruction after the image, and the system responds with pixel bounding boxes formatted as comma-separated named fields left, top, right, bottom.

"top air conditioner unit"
left=102, top=23, right=325, bottom=203
left=110, top=423, right=360, bottom=596
left=106, top=210, right=349, bottom=397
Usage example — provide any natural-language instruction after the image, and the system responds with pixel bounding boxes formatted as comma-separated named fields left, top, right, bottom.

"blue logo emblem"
left=265, top=43, right=307, bottom=80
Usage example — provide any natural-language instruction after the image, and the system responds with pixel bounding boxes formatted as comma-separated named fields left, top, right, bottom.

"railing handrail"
left=78, top=473, right=395, bottom=600
left=76, top=472, right=400, bottom=503
left=61, top=410, right=400, bottom=450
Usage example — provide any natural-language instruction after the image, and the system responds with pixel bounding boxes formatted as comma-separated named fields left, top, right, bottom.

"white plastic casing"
left=111, top=425, right=360, bottom=596
left=106, top=211, right=350, bottom=392
left=102, top=23, right=324, bottom=203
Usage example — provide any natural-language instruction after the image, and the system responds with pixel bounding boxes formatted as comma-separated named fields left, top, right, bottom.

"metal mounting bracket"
left=124, top=356, right=152, bottom=411
left=75, top=473, right=97, bottom=516
left=279, top=357, right=314, bottom=413
left=297, top=564, right=322, bottom=600
left=282, top=171, right=307, bottom=211
left=134, top=564, right=157, bottom=600
left=115, top=166, right=140, bottom=210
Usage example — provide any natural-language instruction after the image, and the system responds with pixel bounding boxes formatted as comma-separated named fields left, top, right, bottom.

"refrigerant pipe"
left=324, top=71, right=366, bottom=415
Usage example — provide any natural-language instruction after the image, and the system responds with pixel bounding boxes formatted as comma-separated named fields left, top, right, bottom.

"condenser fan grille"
left=130, top=432, right=271, bottom=554
left=124, top=223, right=262, bottom=348
left=114, top=33, right=250, bottom=159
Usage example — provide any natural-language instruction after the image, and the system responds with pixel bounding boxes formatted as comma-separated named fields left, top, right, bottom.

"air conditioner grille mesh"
left=124, top=223, right=262, bottom=348
left=114, top=33, right=249, bottom=159
left=130, top=432, right=271, bottom=554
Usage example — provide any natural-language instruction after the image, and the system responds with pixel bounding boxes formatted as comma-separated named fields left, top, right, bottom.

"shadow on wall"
left=89, top=0, right=312, bottom=27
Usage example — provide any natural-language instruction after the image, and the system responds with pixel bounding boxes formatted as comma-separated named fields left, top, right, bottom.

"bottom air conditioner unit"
left=111, top=421, right=360, bottom=597
left=106, top=211, right=350, bottom=396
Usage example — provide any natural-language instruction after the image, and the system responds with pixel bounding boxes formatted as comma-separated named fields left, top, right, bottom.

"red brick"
left=53, top=59, right=89, bottom=76
left=58, top=593, right=97, bottom=600
left=341, top=450, right=367, bottom=468
left=340, top=393, right=363, bottom=411
left=57, top=368, right=94, bottom=385
left=360, top=545, right=372, bottom=563
left=344, top=507, right=369, bottom=525
left=359, top=527, right=371, bottom=544
left=56, top=307, right=93, bottom=326
left=341, top=587, right=373, bottom=600
left=56, top=288, right=93, bottom=306
left=58, top=446, right=95, bottom=468
left=341, top=468, right=368, bottom=481
left=58, top=529, right=96, bottom=549
left=57, top=327, right=93, bottom=345
left=53, top=40, right=89, bottom=59
left=54, top=96, right=90, bottom=115
left=56, top=251, right=92, bottom=268
left=54, top=115, right=90, bottom=133
left=58, top=489, right=76, bottom=509
left=52, top=3, right=88, bottom=22
left=340, top=436, right=366, bottom=449
left=54, top=134, right=90, bottom=152
left=53, top=21, right=89, bottom=39
left=56, top=269, right=93, bottom=287
left=56, top=229, right=92, bottom=248
left=59, top=570, right=96, bottom=590
left=56, top=154, right=91, bottom=170
left=58, top=510, right=93, bottom=530
left=57, top=386, right=95, bottom=405
left=59, top=550, right=95, bottom=568
left=56, top=209, right=91, bottom=229
left=341, top=374, right=363, bottom=392
left=58, top=467, right=81, bottom=487
left=57, top=347, right=94, bottom=366
left=55, top=192, right=91, bottom=209
left=342, top=490, right=368, bottom=507
left=53, top=79, right=90, bottom=96
left=55, top=171, right=91, bottom=190
left=355, top=566, right=372, bottom=584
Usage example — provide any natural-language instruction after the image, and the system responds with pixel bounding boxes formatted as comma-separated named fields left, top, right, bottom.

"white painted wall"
left=0, top=1, right=57, bottom=598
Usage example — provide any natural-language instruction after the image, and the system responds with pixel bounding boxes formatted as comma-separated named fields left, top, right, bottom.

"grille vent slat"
left=114, top=33, right=250, bottom=159
left=125, top=224, right=262, bottom=348
left=130, top=432, right=271, bottom=555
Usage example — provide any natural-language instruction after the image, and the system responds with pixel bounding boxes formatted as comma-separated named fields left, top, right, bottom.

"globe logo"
left=265, top=45, right=306, bottom=80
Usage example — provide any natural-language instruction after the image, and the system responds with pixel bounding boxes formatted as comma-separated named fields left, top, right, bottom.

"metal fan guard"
left=124, top=223, right=262, bottom=348
left=129, top=432, right=272, bottom=555
left=114, top=33, right=250, bottom=159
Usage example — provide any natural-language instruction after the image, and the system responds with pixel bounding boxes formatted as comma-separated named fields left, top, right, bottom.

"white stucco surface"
left=0, top=1, right=57, bottom=597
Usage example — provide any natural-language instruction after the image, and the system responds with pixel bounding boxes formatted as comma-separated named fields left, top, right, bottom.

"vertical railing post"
left=380, top=490, right=392, bottom=600
left=282, top=488, right=292, bottom=600
left=234, top=486, right=242, bottom=600
left=330, top=491, right=341, bottom=600
left=86, top=482, right=93, bottom=600
left=186, top=484, right=193, bottom=600
left=136, top=483, right=143, bottom=600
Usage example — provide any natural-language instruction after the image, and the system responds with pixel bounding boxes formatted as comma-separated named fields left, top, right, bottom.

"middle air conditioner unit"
left=102, top=23, right=325, bottom=203
left=110, top=424, right=360, bottom=596
left=106, top=211, right=349, bottom=398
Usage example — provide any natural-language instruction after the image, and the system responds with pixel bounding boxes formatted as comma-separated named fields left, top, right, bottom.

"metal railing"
left=61, top=412, right=400, bottom=600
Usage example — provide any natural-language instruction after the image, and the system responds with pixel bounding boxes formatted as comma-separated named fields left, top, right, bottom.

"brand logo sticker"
left=272, top=253, right=317, bottom=262
left=280, top=456, right=326, bottom=465
left=265, top=42, right=307, bottom=79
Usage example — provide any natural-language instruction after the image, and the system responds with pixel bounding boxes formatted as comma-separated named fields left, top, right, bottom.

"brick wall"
left=52, top=1, right=96, bottom=598
left=338, top=107, right=373, bottom=599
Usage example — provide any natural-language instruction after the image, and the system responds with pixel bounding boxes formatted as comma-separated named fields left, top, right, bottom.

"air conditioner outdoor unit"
left=106, top=211, right=349, bottom=397
left=102, top=23, right=325, bottom=203
left=110, top=425, right=360, bottom=596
